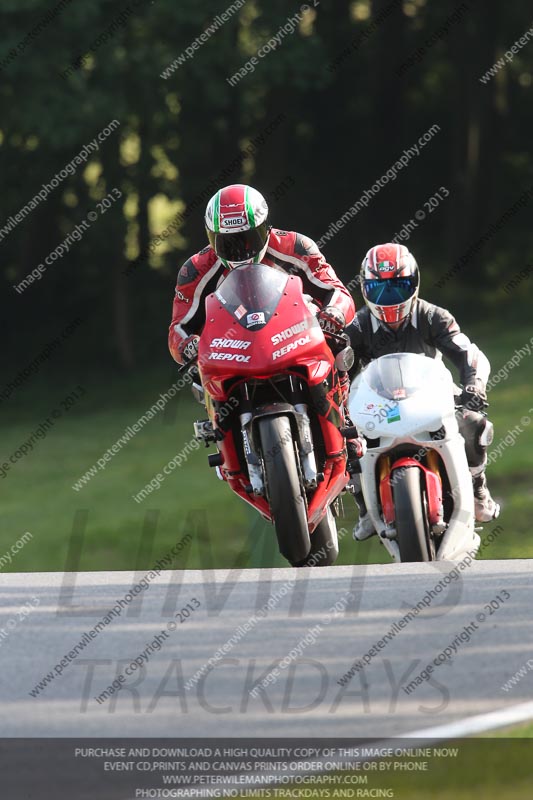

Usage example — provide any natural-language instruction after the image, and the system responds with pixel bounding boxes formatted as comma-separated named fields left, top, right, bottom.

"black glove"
left=460, top=384, right=488, bottom=411
left=178, top=334, right=200, bottom=364
left=318, top=306, right=346, bottom=335
left=342, top=424, right=367, bottom=460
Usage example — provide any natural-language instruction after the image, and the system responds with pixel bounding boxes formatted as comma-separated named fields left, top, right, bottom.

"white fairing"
left=348, top=353, right=479, bottom=562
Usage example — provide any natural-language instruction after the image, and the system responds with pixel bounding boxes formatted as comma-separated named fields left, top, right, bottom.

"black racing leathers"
left=348, top=300, right=487, bottom=388
left=347, top=300, right=491, bottom=470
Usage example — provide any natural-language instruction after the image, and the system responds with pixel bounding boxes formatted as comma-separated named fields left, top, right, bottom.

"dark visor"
left=208, top=221, right=269, bottom=262
left=363, top=277, right=417, bottom=306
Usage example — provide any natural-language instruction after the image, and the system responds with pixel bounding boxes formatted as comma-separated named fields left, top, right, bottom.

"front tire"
left=258, top=415, right=311, bottom=565
left=296, top=507, right=339, bottom=567
left=393, top=467, right=432, bottom=562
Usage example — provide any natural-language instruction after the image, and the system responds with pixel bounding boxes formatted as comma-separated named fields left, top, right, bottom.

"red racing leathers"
left=169, top=229, right=355, bottom=364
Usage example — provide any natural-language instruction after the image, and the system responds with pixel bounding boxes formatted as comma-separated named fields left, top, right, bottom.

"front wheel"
left=258, top=415, right=311, bottom=566
left=296, top=507, right=339, bottom=567
left=393, top=466, right=433, bottom=562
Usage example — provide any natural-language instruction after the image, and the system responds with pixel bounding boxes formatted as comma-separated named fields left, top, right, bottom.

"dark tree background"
left=1, top=0, right=532, bottom=374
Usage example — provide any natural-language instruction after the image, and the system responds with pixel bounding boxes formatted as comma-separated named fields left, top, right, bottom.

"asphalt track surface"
left=2, top=560, right=532, bottom=736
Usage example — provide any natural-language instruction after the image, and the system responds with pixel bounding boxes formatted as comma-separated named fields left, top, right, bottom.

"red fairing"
left=197, top=264, right=349, bottom=533
left=199, top=273, right=331, bottom=400
left=168, top=229, right=355, bottom=364
left=307, top=455, right=347, bottom=531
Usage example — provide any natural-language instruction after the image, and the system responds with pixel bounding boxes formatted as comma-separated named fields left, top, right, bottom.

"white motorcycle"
left=348, top=352, right=481, bottom=562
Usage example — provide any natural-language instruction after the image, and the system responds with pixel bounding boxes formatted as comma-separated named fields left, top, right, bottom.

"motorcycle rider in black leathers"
left=348, top=242, right=500, bottom=541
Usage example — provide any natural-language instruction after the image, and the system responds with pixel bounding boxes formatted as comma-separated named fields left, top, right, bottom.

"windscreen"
left=363, top=353, right=437, bottom=401
left=215, top=263, right=288, bottom=330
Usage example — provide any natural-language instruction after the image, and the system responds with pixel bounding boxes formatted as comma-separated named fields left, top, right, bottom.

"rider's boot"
left=471, top=464, right=500, bottom=522
left=350, top=474, right=376, bottom=541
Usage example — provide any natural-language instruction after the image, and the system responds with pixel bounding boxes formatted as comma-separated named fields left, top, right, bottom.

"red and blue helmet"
left=205, top=184, right=270, bottom=269
left=361, top=243, right=419, bottom=328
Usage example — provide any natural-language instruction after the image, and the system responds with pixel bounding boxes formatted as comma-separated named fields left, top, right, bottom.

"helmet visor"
left=207, top=221, right=269, bottom=262
left=363, top=277, right=417, bottom=306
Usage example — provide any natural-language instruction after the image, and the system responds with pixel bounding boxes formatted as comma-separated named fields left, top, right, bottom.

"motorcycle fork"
left=377, top=450, right=445, bottom=535
left=425, top=448, right=441, bottom=477
left=237, top=376, right=318, bottom=496
left=378, top=454, right=391, bottom=482
left=377, top=456, right=395, bottom=531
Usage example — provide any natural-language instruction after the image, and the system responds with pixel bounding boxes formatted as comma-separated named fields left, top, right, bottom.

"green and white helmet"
left=205, top=184, right=270, bottom=269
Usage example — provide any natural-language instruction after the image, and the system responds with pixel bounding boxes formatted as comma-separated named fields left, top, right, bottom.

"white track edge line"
left=206, top=703, right=533, bottom=792
left=401, top=699, right=533, bottom=740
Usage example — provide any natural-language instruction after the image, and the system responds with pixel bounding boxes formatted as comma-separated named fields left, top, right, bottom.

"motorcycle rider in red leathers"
left=169, top=183, right=356, bottom=364
left=348, top=242, right=500, bottom=541
left=169, top=183, right=367, bottom=471
left=168, top=184, right=364, bottom=462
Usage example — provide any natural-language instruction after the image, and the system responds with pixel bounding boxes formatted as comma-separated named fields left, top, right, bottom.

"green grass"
left=1, top=325, right=532, bottom=572
left=1, top=366, right=259, bottom=572
left=232, top=739, right=533, bottom=800
left=485, top=721, right=533, bottom=737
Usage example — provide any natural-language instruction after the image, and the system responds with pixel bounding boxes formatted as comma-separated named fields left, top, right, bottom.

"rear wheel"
left=296, top=507, right=339, bottom=567
left=393, top=467, right=433, bottom=562
left=258, top=415, right=310, bottom=565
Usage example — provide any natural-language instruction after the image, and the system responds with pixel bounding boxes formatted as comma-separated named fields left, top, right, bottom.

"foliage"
left=1, top=0, right=532, bottom=370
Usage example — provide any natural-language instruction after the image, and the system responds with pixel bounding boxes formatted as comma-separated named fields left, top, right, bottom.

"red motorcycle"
left=189, top=263, right=352, bottom=567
